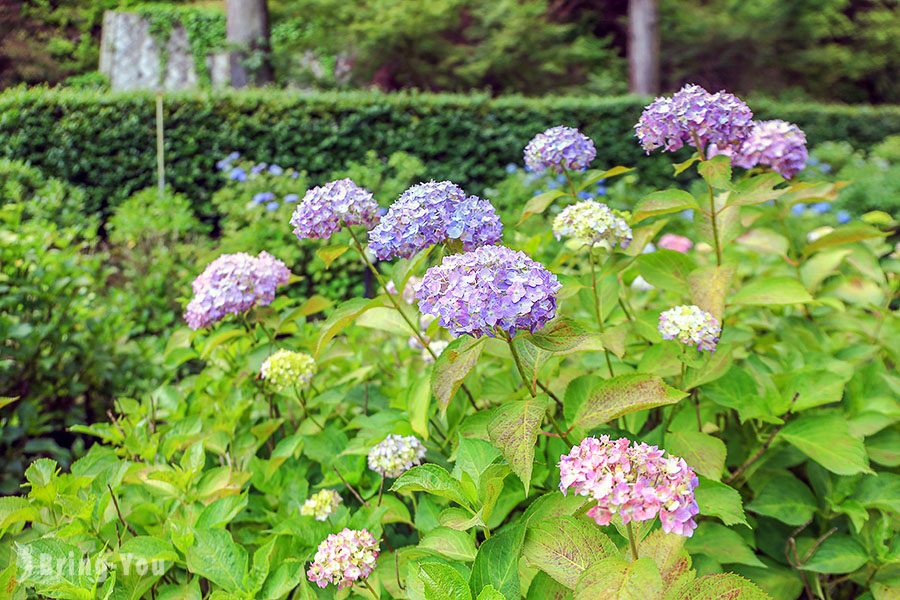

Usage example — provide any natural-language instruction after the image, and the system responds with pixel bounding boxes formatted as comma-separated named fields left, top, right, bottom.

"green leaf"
left=632, top=190, right=699, bottom=223
left=522, top=318, right=597, bottom=354
left=408, top=372, right=433, bottom=440
left=315, top=244, right=349, bottom=268
left=685, top=523, right=765, bottom=567
left=727, top=173, right=787, bottom=207
left=731, top=560, right=804, bottom=600
left=736, top=228, right=789, bottom=256
left=666, top=432, right=727, bottom=480
left=801, top=535, right=869, bottom=574
left=777, top=414, right=873, bottom=475
left=729, top=277, right=812, bottom=306
left=519, top=189, right=567, bottom=224
left=391, top=464, right=472, bottom=509
left=522, top=516, right=618, bottom=589
left=673, top=156, right=700, bottom=176
left=0, top=496, right=39, bottom=537
left=487, top=396, right=549, bottom=495
left=574, top=556, right=663, bottom=600
left=469, top=524, right=525, bottom=599
left=802, top=222, right=887, bottom=256
left=0, top=396, right=19, bottom=410
left=356, top=306, right=416, bottom=336
left=637, top=250, right=697, bottom=296
left=852, top=473, right=900, bottom=513
left=16, top=538, right=98, bottom=599
left=185, top=528, right=248, bottom=593
left=688, top=265, right=734, bottom=321
left=866, top=429, right=900, bottom=467
left=578, top=166, right=634, bottom=190
left=571, top=374, right=687, bottom=430
left=476, top=585, right=506, bottom=600
left=418, top=562, right=473, bottom=600
left=800, top=249, right=852, bottom=292
left=746, top=472, right=816, bottom=526
left=419, top=527, right=478, bottom=562
left=773, top=369, right=847, bottom=412
left=314, top=297, right=380, bottom=356
left=695, top=477, right=748, bottom=526
left=669, top=573, right=771, bottom=599
left=639, top=530, right=693, bottom=588
left=432, top=336, right=484, bottom=414
left=698, top=155, right=732, bottom=189
left=119, top=536, right=178, bottom=563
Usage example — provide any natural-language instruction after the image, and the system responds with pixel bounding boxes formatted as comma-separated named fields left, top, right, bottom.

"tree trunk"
left=226, top=0, right=273, bottom=87
left=628, top=0, right=659, bottom=95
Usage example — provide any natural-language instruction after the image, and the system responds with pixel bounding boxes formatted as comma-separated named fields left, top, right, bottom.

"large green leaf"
left=688, top=265, right=734, bottom=321
left=418, top=562, right=473, bottom=600
left=522, top=516, right=618, bottom=589
left=802, top=223, right=887, bottom=256
left=695, top=477, right=748, bottom=526
left=574, top=556, right=663, bottom=600
left=314, top=297, right=381, bottom=356
left=726, top=173, right=787, bottom=207
left=746, top=472, right=817, bottom=526
left=185, top=529, right=248, bottom=594
left=487, top=396, right=549, bottom=495
left=697, top=155, right=732, bottom=189
left=729, top=277, right=812, bottom=306
left=432, top=336, right=484, bottom=414
left=391, top=464, right=472, bottom=509
left=469, top=524, right=525, bottom=599
left=668, top=573, right=771, bottom=599
left=666, top=432, right=727, bottom=480
left=801, top=535, right=869, bottom=574
left=419, top=527, right=478, bottom=562
left=685, top=523, right=764, bottom=567
left=637, top=250, right=697, bottom=296
left=519, top=190, right=567, bottom=224
left=632, top=189, right=699, bottom=223
left=777, top=414, right=873, bottom=475
left=639, top=530, right=693, bottom=589
left=571, top=374, right=687, bottom=430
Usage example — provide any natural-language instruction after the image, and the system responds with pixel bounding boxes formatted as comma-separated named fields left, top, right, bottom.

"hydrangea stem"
left=589, top=248, right=615, bottom=377
left=626, top=521, right=640, bottom=560
left=691, top=132, right=723, bottom=266
left=505, top=335, right=572, bottom=446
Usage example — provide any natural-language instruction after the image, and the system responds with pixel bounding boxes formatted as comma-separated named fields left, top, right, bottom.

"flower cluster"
left=291, top=178, right=380, bottom=240
left=559, top=436, right=700, bottom=537
left=552, top=200, right=632, bottom=249
left=307, top=528, right=379, bottom=589
left=658, top=305, right=721, bottom=352
left=368, top=181, right=502, bottom=260
left=301, top=489, right=342, bottom=521
left=367, top=434, right=426, bottom=478
left=635, top=84, right=753, bottom=155
left=260, top=350, right=316, bottom=392
left=184, top=252, right=290, bottom=330
left=524, top=126, right=596, bottom=174
left=730, top=120, right=808, bottom=179
left=417, top=245, right=560, bottom=338
left=658, top=233, right=693, bottom=253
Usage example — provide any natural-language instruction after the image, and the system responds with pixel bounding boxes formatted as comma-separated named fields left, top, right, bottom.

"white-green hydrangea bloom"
left=301, top=489, right=342, bottom=521
left=260, top=349, right=316, bottom=392
left=367, top=434, right=426, bottom=478
left=552, top=200, right=632, bottom=249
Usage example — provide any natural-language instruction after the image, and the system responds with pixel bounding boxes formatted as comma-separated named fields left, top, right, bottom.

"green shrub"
left=1, top=87, right=897, bottom=217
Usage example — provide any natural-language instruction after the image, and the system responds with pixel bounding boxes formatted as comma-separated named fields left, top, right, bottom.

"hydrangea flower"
left=417, top=245, right=561, bottom=338
left=307, top=528, right=379, bottom=589
left=260, top=349, right=316, bottom=392
left=524, top=126, right=596, bottom=173
left=552, top=200, right=632, bottom=249
left=229, top=167, right=247, bottom=182
left=658, top=305, right=721, bottom=352
left=253, top=191, right=276, bottom=205
left=728, top=120, right=808, bottom=179
left=559, top=436, right=700, bottom=536
left=216, top=151, right=241, bottom=171
left=268, top=164, right=284, bottom=176
left=368, top=181, right=502, bottom=261
left=290, top=178, right=380, bottom=240
left=184, top=252, right=290, bottom=330
left=635, top=84, right=753, bottom=155
left=658, top=233, right=693, bottom=253
left=368, top=434, right=426, bottom=478
left=301, top=489, right=342, bottom=521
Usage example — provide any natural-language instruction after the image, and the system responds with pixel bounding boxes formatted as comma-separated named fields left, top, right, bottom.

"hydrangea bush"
left=1, top=86, right=896, bottom=600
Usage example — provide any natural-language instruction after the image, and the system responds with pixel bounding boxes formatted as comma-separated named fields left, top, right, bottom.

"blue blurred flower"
left=837, top=210, right=851, bottom=224
left=791, top=203, right=807, bottom=216
left=596, top=184, right=607, bottom=197
left=555, top=174, right=567, bottom=184
left=290, top=172, right=300, bottom=179
left=680, top=209, right=694, bottom=222
left=284, top=194, right=299, bottom=203
left=811, top=202, right=831, bottom=214
left=253, top=191, right=276, bottom=205
left=216, top=151, right=241, bottom=171
left=268, top=164, right=284, bottom=176
left=534, top=189, right=545, bottom=196
left=505, top=163, right=518, bottom=174
left=229, top=167, right=247, bottom=182
left=577, top=191, right=592, bottom=200
left=265, top=201, right=280, bottom=212
left=820, top=164, right=832, bottom=174
left=251, top=163, right=268, bottom=175
left=547, top=180, right=560, bottom=190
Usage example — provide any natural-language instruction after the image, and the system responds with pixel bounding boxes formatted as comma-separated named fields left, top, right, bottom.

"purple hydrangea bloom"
left=635, top=84, right=753, bottom=155
left=524, top=126, right=596, bottom=174
left=417, top=245, right=560, bottom=338
left=368, top=181, right=502, bottom=261
left=290, top=178, right=380, bottom=240
left=184, top=251, right=291, bottom=330
left=728, top=120, right=808, bottom=179
left=268, top=164, right=284, bottom=176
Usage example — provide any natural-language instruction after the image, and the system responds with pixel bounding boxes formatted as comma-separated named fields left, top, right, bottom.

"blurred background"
left=1, top=0, right=897, bottom=102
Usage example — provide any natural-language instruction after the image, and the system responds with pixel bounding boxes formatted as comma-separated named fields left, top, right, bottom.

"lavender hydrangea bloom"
left=552, top=200, right=632, bottom=249
left=730, top=120, right=808, bottom=179
left=184, top=251, right=290, bottom=330
left=524, top=126, right=597, bottom=174
left=635, top=84, right=753, bottom=155
left=417, top=245, right=561, bottom=338
left=658, top=305, right=721, bottom=352
left=290, top=178, right=380, bottom=240
left=368, top=181, right=502, bottom=261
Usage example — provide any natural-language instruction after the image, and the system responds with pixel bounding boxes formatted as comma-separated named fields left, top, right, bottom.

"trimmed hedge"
left=1, top=87, right=899, bottom=216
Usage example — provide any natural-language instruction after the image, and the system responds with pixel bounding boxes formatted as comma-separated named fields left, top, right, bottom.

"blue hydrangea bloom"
left=291, top=178, right=380, bottom=240
left=524, top=126, right=596, bottom=174
left=811, top=202, right=831, bottom=214
left=268, top=164, right=284, bottom=176
left=229, top=167, right=247, bottom=182
left=251, top=163, right=268, bottom=175
left=284, top=194, right=299, bottom=203
left=266, top=201, right=280, bottom=212
left=837, top=210, right=851, bottom=224
left=791, top=203, right=807, bottom=216
left=253, top=191, right=276, bottom=205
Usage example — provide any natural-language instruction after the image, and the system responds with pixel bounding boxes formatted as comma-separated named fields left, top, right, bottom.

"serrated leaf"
left=666, top=432, right=726, bottom=480
left=519, top=190, right=567, bottom=224
left=418, top=562, right=473, bottom=600
left=118, top=536, right=178, bottom=564
left=419, top=527, right=477, bottom=562
left=185, top=529, right=248, bottom=593
left=639, top=530, right=694, bottom=589
left=637, top=250, right=697, bottom=296
left=695, top=477, right=748, bottom=526
left=487, top=396, right=548, bottom=495
left=522, top=516, right=617, bottom=589
left=432, top=336, right=484, bottom=414
left=314, top=297, right=381, bottom=356
left=574, top=556, right=663, bottom=600
left=632, top=190, right=699, bottom=223
left=729, top=277, right=812, bottom=306
left=746, top=472, right=816, bottom=526
left=315, top=244, right=349, bottom=268
left=777, top=414, right=872, bottom=475
left=727, top=173, right=787, bottom=207
left=522, top=318, right=596, bottom=354
left=469, top=524, right=525, bottom=598
left=698, top=155, right=732, bottom=189
left=391, top=464, right=472, bottom=509
left=669, top=573, right=770, bottom=599
left=801, top=535, right=868, bottom=574
left=572, top=374, right=687, bottom=430
left=802, top=223, right=887, bottom=256
left=688, top=265, right=734, bottom=321
left=685, top=522, right=764, bottom=567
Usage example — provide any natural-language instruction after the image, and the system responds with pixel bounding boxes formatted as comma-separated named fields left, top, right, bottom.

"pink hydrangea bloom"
left=658, top=233, right=693, bottom=253
left=307, top=528, right=379, bottom=589
left=559, top=436, right=700, bottom=537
